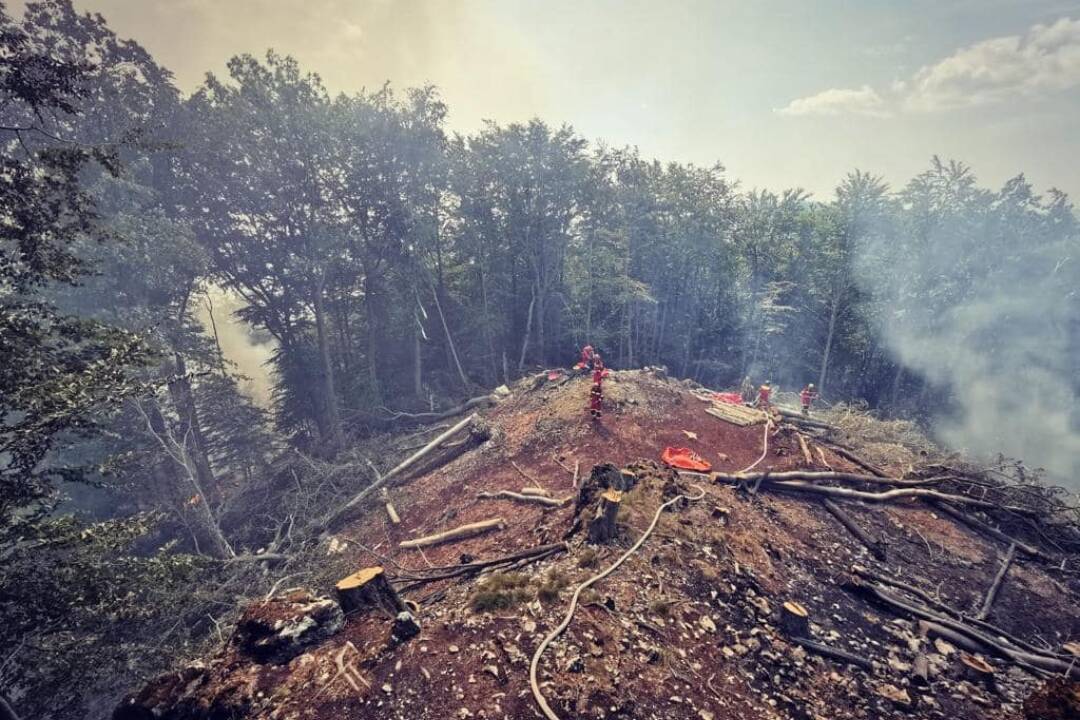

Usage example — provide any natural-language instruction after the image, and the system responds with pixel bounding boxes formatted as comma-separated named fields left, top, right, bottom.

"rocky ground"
left=115, top=370, right=1080, bottom=720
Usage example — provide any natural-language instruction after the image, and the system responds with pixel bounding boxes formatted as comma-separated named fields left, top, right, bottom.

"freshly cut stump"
left=336, top=567, right=405, bottom=616
left=588, top=489, right=622, bottom=544
left=780, top=600, right=810, bottom=637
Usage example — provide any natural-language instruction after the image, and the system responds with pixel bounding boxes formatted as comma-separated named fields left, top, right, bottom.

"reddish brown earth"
left=116, top=370, right=1080, bottom=720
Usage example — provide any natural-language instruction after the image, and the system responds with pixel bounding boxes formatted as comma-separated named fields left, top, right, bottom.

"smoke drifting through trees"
left=195, top=287, right=276, bottom=407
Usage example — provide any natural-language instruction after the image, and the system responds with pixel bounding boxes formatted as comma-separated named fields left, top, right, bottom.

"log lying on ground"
left=845, top=577, right=1078, bottom=678
left=711, top=470, right=937, bottom=488
left=779, top=601, right=810, bottom=637
left=929, top=500, right=1046, bottom=560
left=776, top=407, right=835, bottom=430
left=477, top=490, right=570, bottom=508
left=797, top=433, right=814, bottom=466
left=399, top=517, right=505, bottom=549
left=319, top=413, right=480, bottom=533
left=789, top=636, right=873, bottom=671
left=823, top=498, right=887, bottom=561
left=336, top=567, right=406, bottom=616
left=976, top=543, right=1016, bottom=621
left=588, top=490, right=622, bottom=544
left=519, top=486, right=551, bottom=497
left=815, top=446, right=832, bottom=469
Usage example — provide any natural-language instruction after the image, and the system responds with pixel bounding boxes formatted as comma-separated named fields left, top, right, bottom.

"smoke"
left=856, top=184, right=1080, bottom=484
left=195, top=287, right=276, bottom=407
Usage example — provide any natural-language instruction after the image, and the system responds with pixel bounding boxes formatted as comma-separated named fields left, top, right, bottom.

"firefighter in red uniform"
left=577, top=344, right=595, bottom=371
left=800, top=383, right=818, bottom=416
left=755, top=381, right=772, bottom=410
left=589, top=353, right=605, bottom=419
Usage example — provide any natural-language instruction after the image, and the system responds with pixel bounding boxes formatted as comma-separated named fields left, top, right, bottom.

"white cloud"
left=778, top=16, right=1080, bottom=118
left=775, top=85, right=890, bottom=118
left=904, top=16, right=1080, bottom=111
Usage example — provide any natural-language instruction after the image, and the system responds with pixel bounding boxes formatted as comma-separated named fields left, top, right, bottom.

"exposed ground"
left=116, top=370, right=1080, bottom=720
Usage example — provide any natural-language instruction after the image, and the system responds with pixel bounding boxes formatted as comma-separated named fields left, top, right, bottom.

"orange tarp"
left=661, top=447, right=712, bottom=472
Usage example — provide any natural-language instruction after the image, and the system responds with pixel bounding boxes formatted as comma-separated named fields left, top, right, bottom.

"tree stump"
left=912, top=654, right=932, bottom=686
left=588, top=489, right=622, bottom=544
left=779, top=600, right=810, bottom=638
left=336, top=567, right=405, bottom=616
left=960, top=653, right=996, bottom=685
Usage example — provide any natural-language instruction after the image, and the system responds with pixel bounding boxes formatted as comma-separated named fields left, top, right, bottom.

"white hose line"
left=529, top=487, right=707, bottom=720
left=737, top=417, right=773, bottom=474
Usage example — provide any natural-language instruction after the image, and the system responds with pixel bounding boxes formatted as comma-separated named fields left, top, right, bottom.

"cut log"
left=519, top=486, right=551, bottom=497
left=705, top=404, right=767, bottom=427
left=477, top=490, right=569, bottom=508
left=797, top=434, right=814, bottom=466
left=815, top=445, right=832, bottom=469
left=822, top=498, right=887, bottom=561
left=384, top=395, right=496, bottom=423
left=399, top=518, right=505, bottom=549
left=976, top=543, right=1016, bottom=621
left=776, top=407, right=835, bottom=430
left=929, top=501, right=1046, bottom=560
left=336, top=567, right=406, bottom=616
left=380, top=488, right=401, bottom=525
left=587, top=489, right=622, bottom=544
left=779, top=600, right=810, bottom=637
left=918, top=620, right=986, bottom=655
left=320, top=413, right=480, bottom=533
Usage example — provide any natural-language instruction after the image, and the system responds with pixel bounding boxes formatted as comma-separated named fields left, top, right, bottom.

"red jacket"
left=800, top=387, right=817, bottom=406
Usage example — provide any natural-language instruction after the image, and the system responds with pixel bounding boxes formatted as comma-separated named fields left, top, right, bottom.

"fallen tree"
left=710, top=470, right=936, bottom=488
left=382, top=394, right=497, bottom=423
left=394, top=542, right=568, bottom=589
left=822, top=498, right=887, bottom=561
left=318, top=413, right=482, bottom=533
left=399, top=518, right=505, bottom=549
left=929, top=500, right=1046, bottom=560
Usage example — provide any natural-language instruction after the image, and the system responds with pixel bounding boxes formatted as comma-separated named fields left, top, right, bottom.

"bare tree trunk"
left=890, top=364, right=905, bottom=407
left=432, top=284, right=470, bottom=391
left=167, top=355, right=219, bottom=504
left=518, top=285, right=536, bottom=370
left=314, top=286, right=346, bottom=450
left=143, top=400, right=235, bottom=559
left=414, top=326, right=423, bottom=398
left=818, top=292, right=840, bottom=395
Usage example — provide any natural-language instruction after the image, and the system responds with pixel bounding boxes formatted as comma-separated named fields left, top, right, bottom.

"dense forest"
left=2, top=2, right=1078, bottom=718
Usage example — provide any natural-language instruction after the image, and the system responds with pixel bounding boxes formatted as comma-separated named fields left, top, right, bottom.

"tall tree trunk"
left=818, top=291, right=841, bottom=395
left=414, top=326, right=423, bottom=398
left=518, top=285, right=536, bottom=370
left=431, top=284, right=470, bottom=391
left=890, top=364, right=905, bottom=408
left=167, top=355, right=218, bottom=503
left=313, top=286, right=346, bottom=450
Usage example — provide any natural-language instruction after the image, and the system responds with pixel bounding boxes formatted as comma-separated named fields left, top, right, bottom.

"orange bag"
left=712, top=392, right=744, bottom=405
left=661, top=447, right=712, bottom=472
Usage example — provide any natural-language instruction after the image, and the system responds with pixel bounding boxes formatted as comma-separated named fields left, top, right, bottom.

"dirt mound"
left=116, top=370, right=1080, bottom=720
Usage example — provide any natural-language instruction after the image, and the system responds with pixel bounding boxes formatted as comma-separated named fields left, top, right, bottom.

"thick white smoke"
left=857, top=183, right=1080, bottom=484
left=195, top=287, right=276, bottom=407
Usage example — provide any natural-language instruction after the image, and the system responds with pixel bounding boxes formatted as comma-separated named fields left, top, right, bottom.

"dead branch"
left=477, top=490, right=569, bottom=508
left=929, top=501, right=1047, bottom=560
left=815, top=445, right=832, bottom=469
left=976, top=543, right=1016, bottom=621
left=511, top=460, right=546, bottom=493
left=852, top=565, right=1073, bottom=660
left=844, top=577, right=1078, bottom=678
left=711, top=470, right=935, bottom=488
left=399, top=518, right=505, bottom=549
left=394, top=542, right=568, bottom=588
left=816, top=441, right=889, bottom=477
left=789, top=636, right=873, bottom=671
left=822, top=499, right=887, bottom=561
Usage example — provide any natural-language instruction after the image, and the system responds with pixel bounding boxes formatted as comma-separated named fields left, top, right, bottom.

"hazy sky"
left=22, top=0, right=1080, bottom=200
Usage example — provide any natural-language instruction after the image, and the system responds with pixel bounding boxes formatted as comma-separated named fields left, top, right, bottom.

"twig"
left=976, top=543, right=1016, bottom=621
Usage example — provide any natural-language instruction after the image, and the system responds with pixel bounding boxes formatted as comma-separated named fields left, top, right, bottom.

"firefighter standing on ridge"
left=754, top=381, right=772, bottom=410
left=800, top=383, right=818, bottom=416
left=589, top=352, right=605, bottom=420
